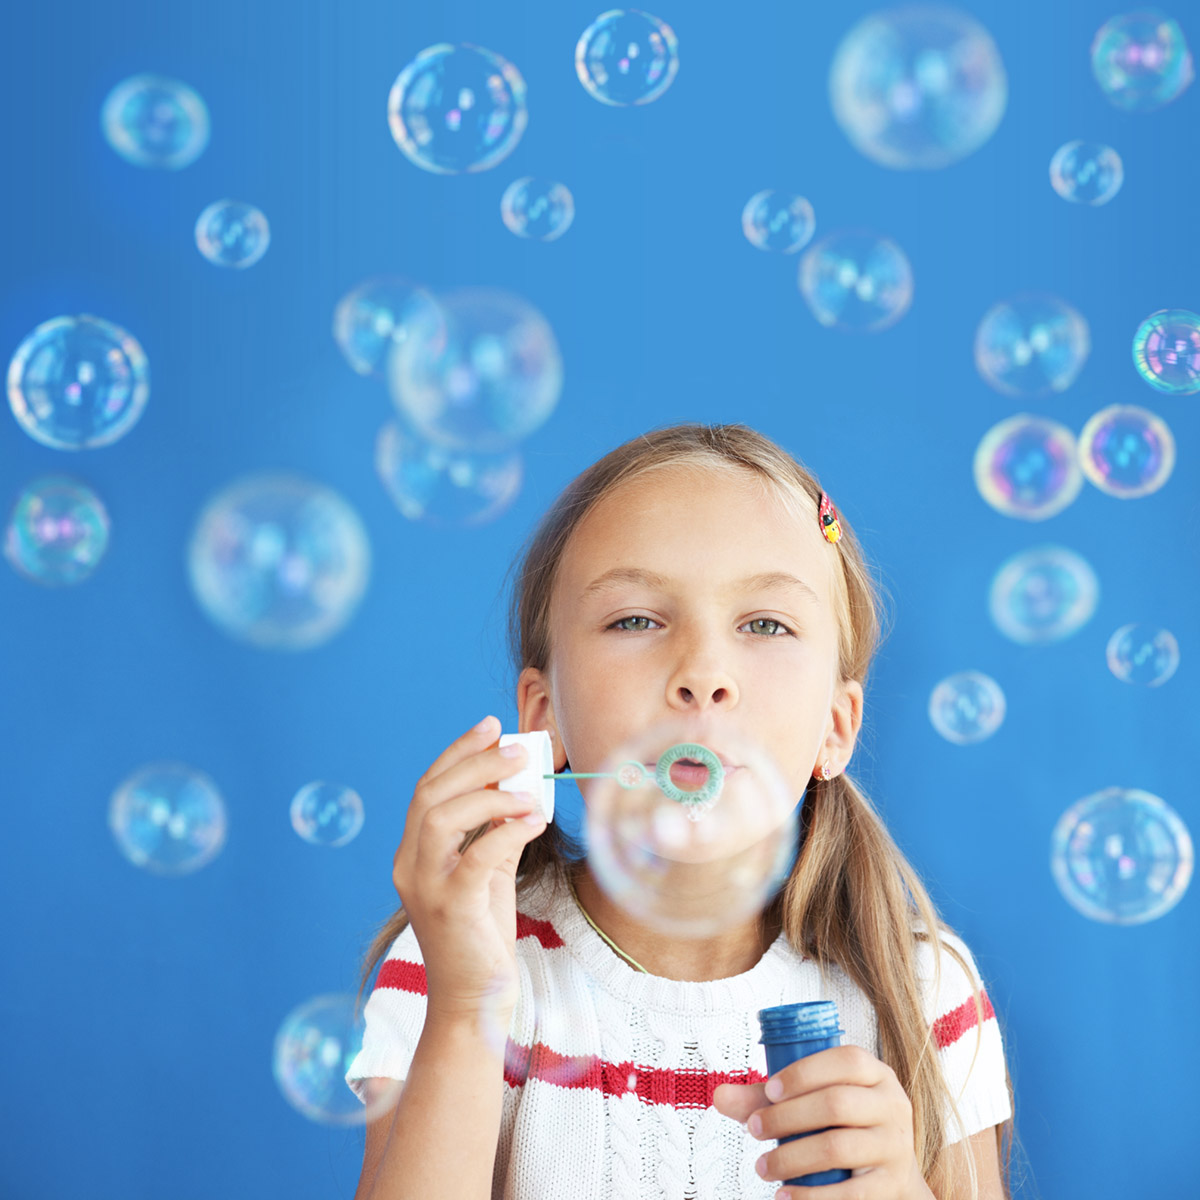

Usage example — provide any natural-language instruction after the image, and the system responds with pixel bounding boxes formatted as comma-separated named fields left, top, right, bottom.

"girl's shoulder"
left=908, top=916, right=994, bottom=1026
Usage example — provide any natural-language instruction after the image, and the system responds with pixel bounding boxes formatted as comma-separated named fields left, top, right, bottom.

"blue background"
left=1, top=1, right=1196, bottom=1196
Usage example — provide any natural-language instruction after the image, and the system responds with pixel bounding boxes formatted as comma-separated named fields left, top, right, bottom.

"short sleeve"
left=345, top=921, right=428, bottom=1104
left=913, top=925, right=1012, bottom=1145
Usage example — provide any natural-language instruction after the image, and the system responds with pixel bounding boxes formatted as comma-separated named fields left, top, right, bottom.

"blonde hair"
left=358, top=421, right=1019, bottom=1196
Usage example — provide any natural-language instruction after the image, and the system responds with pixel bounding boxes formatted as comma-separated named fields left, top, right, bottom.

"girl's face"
left=518, top=466, right=863, bottom=804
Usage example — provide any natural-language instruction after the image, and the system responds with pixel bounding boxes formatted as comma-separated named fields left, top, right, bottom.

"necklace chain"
left=568, top=874, right=649, bottom=974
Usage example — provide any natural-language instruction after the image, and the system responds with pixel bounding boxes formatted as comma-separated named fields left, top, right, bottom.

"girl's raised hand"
left=391, top=715, right=547, bottom=1023
left=712, top=1045, right=927, bottom=1198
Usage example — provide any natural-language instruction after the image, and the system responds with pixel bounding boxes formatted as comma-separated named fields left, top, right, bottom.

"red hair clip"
left=818, top=491, right=842, bottom=544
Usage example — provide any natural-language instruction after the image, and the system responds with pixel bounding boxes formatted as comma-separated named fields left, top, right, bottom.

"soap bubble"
left=929, top=671, right=1006, bottom=744
left=500, top=177, right=575, bottom=241
left=388, top=287, right=563, bottom=453
left=187, top=473, right=371, bottom=651
left=1078, top=404, right=1174, bottom=498
left=1049, top=140, right=1124, bottom=205
left=290, top=782, right=365, bottom=847
left=279, top=994, right=403, bottom=1125
left=100, top=73, right=210, bottom=169
left=575, top=9, right=680, bottom=106
left=1132, top=309, right=1200, bottom=395
left=989, top=545, right=1099, bottom=644
left=742, top=190, right=817, bottom=253
left=974, top=293, right=1090, bottom=396
left=973, top=414, right=1082, bottom=521
left=1091, top=10, right=1194, bottom=112
left=109, top=762, right=227, bottom=875
left=195, top=200, right=270, bottom=269
left=1051, top=787, right=1192, bottom=924
left=7, top=314, right=150, bottom=450
left=798, top=229, right=914, bottom=331
left=333, top=277, right=443, bottom=378
left=376, top=418, right=523, bottom=527
left=829, top=5, right=1007, bottom=169
left=581, top=714, right=799, bottom=939
left=1106, top=623, right=1180, bottom=686
left=387, top=43, right=528, bottom=174
left=4, top=475, right=111, bottom=585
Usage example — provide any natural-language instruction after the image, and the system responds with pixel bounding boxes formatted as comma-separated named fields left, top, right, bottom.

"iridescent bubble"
left=290, top=782, right=365, bottom=847
left=109, top=762, right=227, bottom=875
left=100, top=73, right=210, bottom=169
left=1131, top=308, right=1200, bottom=395
left=798, top=230, right=914, bottom=331
left=575, top=9, right=680, bottom=106
left=1078, top=404, right=1175, bottom=498
left=829, top=5, right=1007, bottom=169
left=974, top=293, right=1090, bottom=396
left=333, top=277, right=443, bottom=378
left=989, top=545, right=1099, bottom=644
left=387, top=287, right=563, bottom=453
left=387, top=43, right=528, bottom=174
left=1051, top=787, right=1192, bottom=923
left=1091, top=10, right=1194, bottom=112
left=741, top=190, right=817, bottom=253
left=1106, top=623, right=1180, bottom=686
left=4, top=475, right=110, bottom=586
left=928, top=671, right=1006, bottom=744
left=277, top=994, right=403, bottom=1125
left=500, top=177, right=575, bottom=241
left=973, top=414, right=1082, bottom=521
left=195, top=199, right=270, bottom=269
left=187, top=473, right=371, bottom=651
left=376, top=418, right=523, bottom=528
left=7, top=314, right=150, bottom=450
left=1049, top=140, right=1124, bottom=205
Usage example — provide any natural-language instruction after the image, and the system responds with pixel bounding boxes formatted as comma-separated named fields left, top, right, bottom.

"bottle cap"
left=497, top=730, right=555, bottom=824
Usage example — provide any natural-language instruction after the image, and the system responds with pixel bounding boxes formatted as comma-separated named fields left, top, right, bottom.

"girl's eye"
left=605, top=615, right=795, bottom=637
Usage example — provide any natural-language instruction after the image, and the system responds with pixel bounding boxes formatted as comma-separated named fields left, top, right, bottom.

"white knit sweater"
left=347, top=870, right=1012, bottom=1199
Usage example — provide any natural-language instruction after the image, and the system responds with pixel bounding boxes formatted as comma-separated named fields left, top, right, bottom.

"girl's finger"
left=712, top=1081, right=768, bottom=1123
left=454, top=810, right=547, bottom=884
left=414, top=788, right=540, bottom=874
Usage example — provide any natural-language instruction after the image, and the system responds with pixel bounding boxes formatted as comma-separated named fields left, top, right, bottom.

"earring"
left=816, top=759, right=837, bottom=781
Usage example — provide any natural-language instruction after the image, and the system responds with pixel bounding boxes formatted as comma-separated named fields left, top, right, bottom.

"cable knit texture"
left=347, top=871, right=1012, bottom=1199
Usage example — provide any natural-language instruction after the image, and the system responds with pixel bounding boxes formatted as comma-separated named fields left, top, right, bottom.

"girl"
left=347, top=422, right=1018, bottom=1200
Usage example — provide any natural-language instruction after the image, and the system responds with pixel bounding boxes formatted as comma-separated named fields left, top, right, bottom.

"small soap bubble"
left=1078, top=404, right=1174, bottom=498
left=195, top=200, right=270, bottom=269
left=387, top=287, right=563, bottom=454
left=109, top=762, right=227, bottom=875
left=290, top=782, right=365, bottom=847
left=1091, top=11, right=1194, bottom=112
left=281, top=993, right=403, bottom=1125
left=974, top=293, right=1090, bottom=396
left=100, top=73, right=210, bottom=169
left=187, top=473, right=371, bottom=651
left=1106, top=623, right=1180, bottom=686
left=929, top=671, right=1006, bottom=744
left=575, top=9, right=680, bottom=106
left=829, top=5, right=1007, bottom=169
left=798, top=229, right=913, bottom=331
left=742, top=190, right=816, bottom=253
left=333, top=277, right=443, bottom=377
left=388, top=43, right=528, bottom=174
left=1131, top=309, right=1200, bottom=395
left=973, top=414, right=1082, bottom=521
left=7, top=314, right=150, bottom=450
left=500, top=177, right=575, bottom=241
left=5, top=475, right=111, bottom=585
left=1051, top=787, right=1192, bottom=923
left=989, top=545, right=1099, bottom=644
left=1049, top=140, right=1124, bottom=205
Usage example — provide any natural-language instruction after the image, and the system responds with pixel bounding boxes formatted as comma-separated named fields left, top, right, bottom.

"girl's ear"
left=823, top=678, right=864, bottom=765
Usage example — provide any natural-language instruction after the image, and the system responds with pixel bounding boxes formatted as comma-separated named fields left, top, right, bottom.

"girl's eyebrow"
left=579, top=566, right=820, bottom=606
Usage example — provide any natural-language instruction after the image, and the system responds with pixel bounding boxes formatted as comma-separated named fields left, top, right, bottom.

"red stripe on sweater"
left=932, top=989, right=995, bottom=1050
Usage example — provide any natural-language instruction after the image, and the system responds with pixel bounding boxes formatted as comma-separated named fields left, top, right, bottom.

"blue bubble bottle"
left=757, top=1000, right=852, bottom=1187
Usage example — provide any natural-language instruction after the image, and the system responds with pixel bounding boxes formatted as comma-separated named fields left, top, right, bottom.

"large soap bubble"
left=829, top=5, right=1007, bottom=169
left=290, top=782, right=364, bottom=847
left=387, top=287, right=563, bottom=453
left=989, top=545, right=1099, bottom=644
left=4, top=475, right=110, bottom=585
left=1131, top=308, right=1200, bottom=395
left=500, top=177, right=576, bottom=241
left=1051, top=787, right=1192, bottom=923
left=387, top=43, right=528, bottom=174
left=1078, top=404, right=1174, bottom=498
left=798, top=230, right=914, bottom=331
left=928, top=671, right=1006, bottom=744
left=7, top=314, right=150, bottom=450
left=1091, top=10, right=1194, bottom=112
left=575, top=9, right=680, bottom=106
left=109, top=762, right=228, bottom=875
left=973, top=414, right=1082, bottom=521
left=1106, top=623, right=1180, bottom=686
left=742, top=190, right=816, bottom=253
left=1049, top=140, right=1124, bottom=206
left=100, top=73, right=210, bottom=169
left=974, top=294, right=1090, bottom=396
left=195, top=200, right=270, bottom=269
left=187, top=473, right=371, bottom=651
left=333, top=277, right=443, bottom=378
